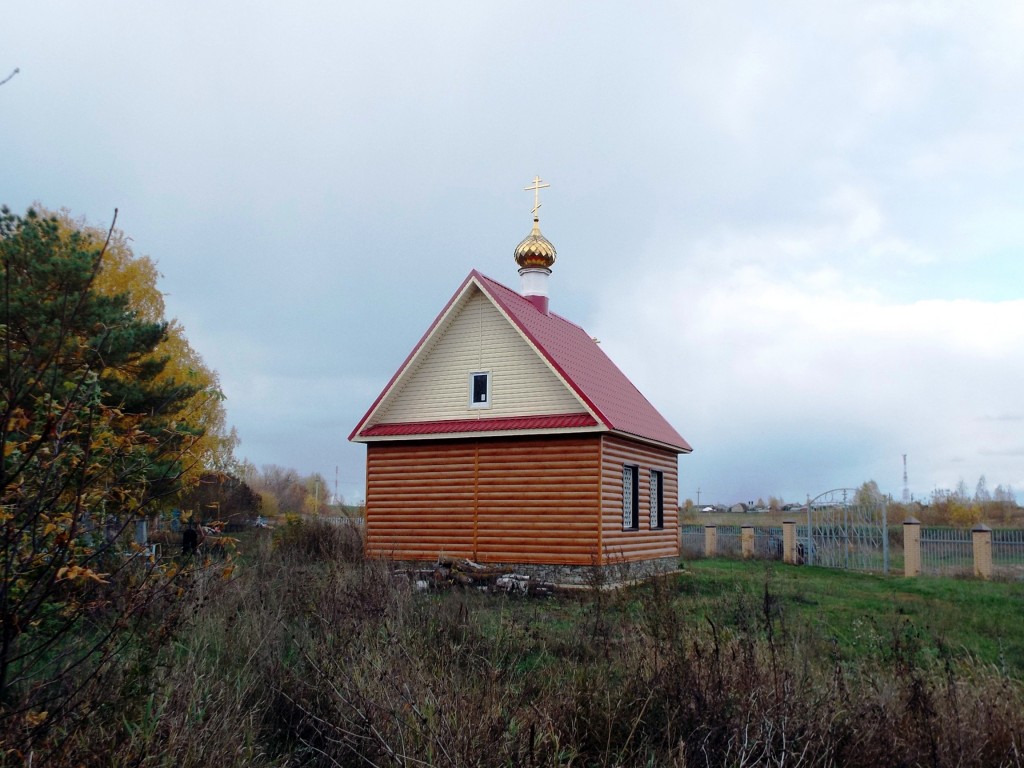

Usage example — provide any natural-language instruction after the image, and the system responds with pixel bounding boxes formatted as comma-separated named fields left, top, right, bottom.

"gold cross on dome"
left=524, top=175, right=550, bottom=217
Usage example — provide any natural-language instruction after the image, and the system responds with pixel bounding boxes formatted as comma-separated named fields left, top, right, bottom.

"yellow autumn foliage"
left=56, top=565, right=110, bottom=584
left=39, top=206, right=237, bottom=487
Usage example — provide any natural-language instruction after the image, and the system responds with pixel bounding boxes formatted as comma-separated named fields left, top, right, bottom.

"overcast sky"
left=4, top=2, right=1023, bottom=506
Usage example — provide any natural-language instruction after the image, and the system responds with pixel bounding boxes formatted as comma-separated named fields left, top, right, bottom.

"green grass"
left=681, top=511, right=790, bottom=527
left=18, top=517, right=1024, bottom=768
left=672, top=559, right=1024, bottom=672
left=465, top=558, right=1024, bottom=679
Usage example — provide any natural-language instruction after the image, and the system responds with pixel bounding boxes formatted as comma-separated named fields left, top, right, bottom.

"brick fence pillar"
left=741, top=525, right=754, bottom=559
left=903, top=517, right=921, bottom=577
left=704, top=525, right=717, bottom=558
left=782, top=520, right=796, bottom=564
left=972, top=524, right=993, bottom=580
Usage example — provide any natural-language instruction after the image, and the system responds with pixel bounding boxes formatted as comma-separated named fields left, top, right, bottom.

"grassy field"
left=681, top=510, right=791, bottom=527
left=8, top=521, right=1024, bottom=767
left=469, top=557, right=1024, bottom=677
left=672, top=559, right=1024, bottom=672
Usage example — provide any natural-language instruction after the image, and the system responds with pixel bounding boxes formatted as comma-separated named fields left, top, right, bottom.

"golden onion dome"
left=514, top=217, right=557, bottom=270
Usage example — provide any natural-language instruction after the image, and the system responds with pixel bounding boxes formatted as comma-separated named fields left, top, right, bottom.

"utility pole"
left=696, top=487, right=701, bottom=506
left=902, top=454, right=910, bottom=504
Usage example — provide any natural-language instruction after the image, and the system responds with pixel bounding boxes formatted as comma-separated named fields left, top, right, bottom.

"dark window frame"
left=649, top=469, right=664, bottom=530
left=469, top=371, right=490, bottom=408
left=622, top=464, right=640, bottom=531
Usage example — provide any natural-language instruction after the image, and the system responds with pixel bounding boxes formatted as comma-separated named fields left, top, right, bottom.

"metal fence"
left=993, top=527, right=1024, bottom=579
left=802, top=492, right=889, bottom=573
left=717, top=526, right=743, bottom=557
left=681, top=524, right=703, bottom=558
left=682, top=521, right=1023, bottom=581
left=680, top=524, right=785, bottom=561
left=755, top=526, right=784, bottom=560
left=324, top=516, right=365, bottom=528
left=917, top=527, right=972, bottom=577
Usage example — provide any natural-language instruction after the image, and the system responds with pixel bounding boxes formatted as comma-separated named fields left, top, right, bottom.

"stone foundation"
left=387, top=556, right=680, bottom=587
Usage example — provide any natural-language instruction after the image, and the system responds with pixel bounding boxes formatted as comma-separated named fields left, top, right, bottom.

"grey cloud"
left=3, top=2, right=1024, bottom=504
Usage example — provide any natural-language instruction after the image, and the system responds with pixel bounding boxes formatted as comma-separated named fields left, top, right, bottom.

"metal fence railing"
left=717, top=526, right=742, bottom=557
left=755, top=526, right=784, bottom=560
left=682, top=521, right=1022, bottom=581
left=324, top=516, right=365, bottom=528
left=681, top=525, right=703, bottom=558
left=993, top=528, right=1024, bottom=579
left=919, top=527, right=972, bottom=576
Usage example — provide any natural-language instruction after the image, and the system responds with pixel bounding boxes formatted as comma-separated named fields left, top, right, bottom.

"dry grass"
left=5, top=519, right=1024, bottom=767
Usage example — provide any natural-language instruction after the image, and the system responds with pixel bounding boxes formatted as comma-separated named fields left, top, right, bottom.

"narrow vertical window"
left=469, top=371, right=490, bottom=408
left=649, top=470, right=664, bottom=529
left=622, top=465, right=639, bottom=530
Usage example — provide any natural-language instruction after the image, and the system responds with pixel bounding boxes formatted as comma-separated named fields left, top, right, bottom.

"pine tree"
left=0, top=207, right=216, bottom=736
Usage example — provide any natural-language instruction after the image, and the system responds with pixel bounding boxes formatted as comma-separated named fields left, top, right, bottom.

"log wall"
left=365, top=432, right=680, bottom=566
left=600, top=435, right=680, bottom=563
left=365, top=441, right=477, bottom=560
left=365, top=435, right=601, bottom=564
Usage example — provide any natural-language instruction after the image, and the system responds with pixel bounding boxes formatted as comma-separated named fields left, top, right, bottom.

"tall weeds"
left=4, top=519, right=1023, bottom=766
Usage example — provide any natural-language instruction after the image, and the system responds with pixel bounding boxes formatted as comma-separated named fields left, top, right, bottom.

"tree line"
left=175, top=463, right=350, bottom=524
left=683, top=475, right=1020, bottom=527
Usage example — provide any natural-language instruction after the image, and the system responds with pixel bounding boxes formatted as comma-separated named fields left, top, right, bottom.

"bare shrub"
left=8, top=534, right=1024, bottom=767
left=271, top=516, right=363, bottom=564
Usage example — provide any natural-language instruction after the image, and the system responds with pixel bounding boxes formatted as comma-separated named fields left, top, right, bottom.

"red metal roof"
left=350, top=271, right=692, bottom=453
left=474, top=272, right=691, bottom=452
left=360, top=413, right=598, bottom=437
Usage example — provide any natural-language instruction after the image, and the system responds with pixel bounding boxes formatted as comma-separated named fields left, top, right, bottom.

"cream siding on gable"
left=372, top=288, right=583, bottom=425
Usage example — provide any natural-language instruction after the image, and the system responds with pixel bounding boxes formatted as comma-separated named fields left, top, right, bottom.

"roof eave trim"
left=353, top=424, right=609, bottom=443
left=608, top=430, right=693, bottom=455
left=347, top=272, right=481, bottom=442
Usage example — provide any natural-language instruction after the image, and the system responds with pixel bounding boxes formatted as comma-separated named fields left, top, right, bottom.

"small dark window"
left=622, top=465, right=639, bottom=530
left=470, top=371, right=490, bottom=408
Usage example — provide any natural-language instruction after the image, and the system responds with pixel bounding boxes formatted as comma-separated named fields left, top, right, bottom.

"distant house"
left=349, top=196, right=692, bottom=581
left=729, top=503, right=749, bottom=514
